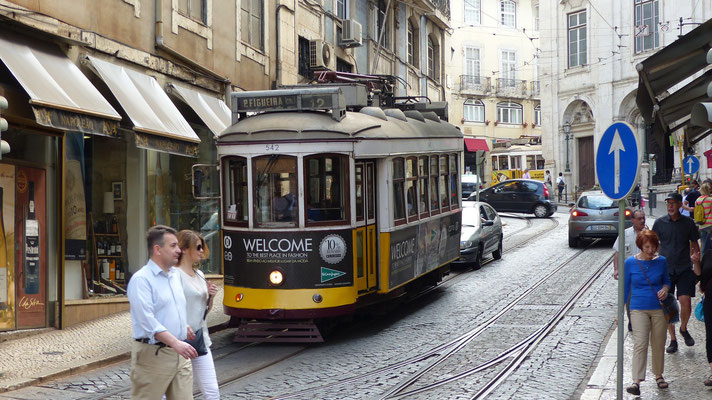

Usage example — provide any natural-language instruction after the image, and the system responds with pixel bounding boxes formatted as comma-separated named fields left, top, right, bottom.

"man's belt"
left=135, top=338, right=166, bottom=346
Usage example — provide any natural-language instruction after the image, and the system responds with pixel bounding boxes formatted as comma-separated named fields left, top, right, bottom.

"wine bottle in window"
left=0, top=187, right=7, bottom=310
left=24, top=181, right=40, bottom=295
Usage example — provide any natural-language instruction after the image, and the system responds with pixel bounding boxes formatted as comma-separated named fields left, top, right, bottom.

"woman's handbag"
left=696, top=297, right=705, bottom=322
left=636, top=259, right=679, bottom=323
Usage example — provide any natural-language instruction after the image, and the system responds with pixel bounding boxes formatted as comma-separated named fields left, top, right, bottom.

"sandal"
left=704, top=375, right=712, bottom=386
left=656, top=376, right=669, bottom=389
left=626, top=382, right=640, bottom=395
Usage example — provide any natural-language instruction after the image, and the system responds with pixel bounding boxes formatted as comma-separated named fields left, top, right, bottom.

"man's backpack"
left=695, top=196, right=708, bottom=224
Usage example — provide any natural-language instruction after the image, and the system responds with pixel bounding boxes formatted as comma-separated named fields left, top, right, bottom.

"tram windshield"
left=254, top=155, right=298, bottom=227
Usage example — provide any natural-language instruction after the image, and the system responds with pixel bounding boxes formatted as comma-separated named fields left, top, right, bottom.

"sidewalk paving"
left=582, top=299, right=712, bottom=399
left=0, top=287, right=229, bottom=393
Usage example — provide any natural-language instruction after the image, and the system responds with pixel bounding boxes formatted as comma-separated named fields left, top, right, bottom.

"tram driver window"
left=223, top=157, right=248, bottom=225
left=393, top=158, right=406, bottom=223
left=406, top=157, right=418, bottom=219
left=253, top=155, right=298, bottom=227
left=305, top=154, right=347, bottom=224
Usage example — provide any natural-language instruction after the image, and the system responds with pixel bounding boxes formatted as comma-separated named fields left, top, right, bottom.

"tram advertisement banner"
left=224, top=229, right=354, bottom=289
left=389, top=212, right=461, bottom=290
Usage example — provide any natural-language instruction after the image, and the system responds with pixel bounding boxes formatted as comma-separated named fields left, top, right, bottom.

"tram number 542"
left=265, top=144, right=279, bottom=151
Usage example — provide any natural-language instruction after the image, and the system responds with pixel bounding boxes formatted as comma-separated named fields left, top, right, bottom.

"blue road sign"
left=595, top=122, right=639, bottom=200
left=683, top=155, right=700, bottom=175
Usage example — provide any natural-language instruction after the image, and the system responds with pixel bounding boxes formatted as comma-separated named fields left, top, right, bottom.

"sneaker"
left=666, top=340, right=678, bottom=353
left=680, top=328, right=695, bottom=346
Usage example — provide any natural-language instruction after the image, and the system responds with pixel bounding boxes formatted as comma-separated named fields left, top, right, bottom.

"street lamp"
left=563, top=121, right=572, bottom=172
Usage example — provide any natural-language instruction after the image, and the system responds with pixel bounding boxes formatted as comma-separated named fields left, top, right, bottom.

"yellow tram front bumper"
left=224, top=285, right=357, bottom=310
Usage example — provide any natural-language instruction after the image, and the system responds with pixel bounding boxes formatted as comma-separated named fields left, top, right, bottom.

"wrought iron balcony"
left=429, top=0, right=450, bottom=19
left=530, top=81, right=540, bottom=96
left=495, top=78, right=528, bottom=97
left=459, top=75, right=490, bottom=94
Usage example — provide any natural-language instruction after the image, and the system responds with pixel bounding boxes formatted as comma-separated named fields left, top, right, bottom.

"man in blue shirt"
left=127, top=225, right=198, bottom=399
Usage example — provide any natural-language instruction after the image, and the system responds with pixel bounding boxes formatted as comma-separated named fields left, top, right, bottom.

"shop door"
left=577, top=136, right=595, bottom=192
left=15, top=167, right=46, bottom=329
left=355, top=162, right=377, bottom=293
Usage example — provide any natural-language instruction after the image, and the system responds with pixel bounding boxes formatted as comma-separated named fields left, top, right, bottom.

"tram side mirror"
left=192, top=164, right=220, bottom=199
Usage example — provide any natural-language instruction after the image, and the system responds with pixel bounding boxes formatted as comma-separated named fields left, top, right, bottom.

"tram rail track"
left=269, top=235, right=609, bottom=400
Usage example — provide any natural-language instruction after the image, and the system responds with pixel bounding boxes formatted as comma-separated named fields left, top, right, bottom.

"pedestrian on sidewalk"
left=177, top=230, right=220, bottom=400
left=522, top=168, right=531, bottom=179
left=556, top=173, right=565, bottom=202
left=612, top=209, right=647, bottom=331
left=695, top=181, right=712, bottom=252
left=652, top=192, right=701, bottom=354
left=544, top=170, right=553, bottom=194
left=624, top=229, right=671, bottom=395
left=127, top=225, right=197, bottom=400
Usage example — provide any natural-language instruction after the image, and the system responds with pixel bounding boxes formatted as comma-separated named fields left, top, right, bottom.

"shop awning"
left=0, top=33, right=121, bottom=136
left=167, top=83, right=230, bottom=136
left=85, top=56, right=200, bottom=158
left=636, top=18, right=712, bottom=146
left=464, top=138, right=489, bottom=152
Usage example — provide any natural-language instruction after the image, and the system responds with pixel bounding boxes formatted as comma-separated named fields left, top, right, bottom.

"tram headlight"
left=268, top=269, right=284, bottom=286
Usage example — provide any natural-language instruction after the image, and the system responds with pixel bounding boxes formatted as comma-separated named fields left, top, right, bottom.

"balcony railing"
left=530, top=81, right=540, bottom=96
left=495, top=78, right=528, bottom=97
left=429, top=0, right=450, bottom=19
left=459, top=75, right=491, bottom=94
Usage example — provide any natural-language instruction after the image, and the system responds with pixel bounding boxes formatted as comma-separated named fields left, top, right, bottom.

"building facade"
left=0, top=0, right=452, bottom=331
left=449, top=0, right=541, bottom=184
left=540, top=0, right=712, bottom=198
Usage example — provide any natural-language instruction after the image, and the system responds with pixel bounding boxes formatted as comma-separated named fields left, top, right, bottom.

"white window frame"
left=464, top=99, right=485, bottom=122
left=374, top=0, right=391, bottom=50
left=407, top=20, right=417, bottom=66
left=499, top=49, right=517, bottom=84
left=500, top=1, right=516, bottom=28
left=464, top=46, right=481, bottom=83
left=171, top=0, right=213, bottom=49
left=534, top=104, right=541, bottom=126
left=568, top=10, right=587, bottom=68
left=465, top=0, right=481, bottom=25
left=336, top=0, right=348, bottom=19
left=635, top=0, right=660, bottom=53
left=497, top=101, right=523, bottom=124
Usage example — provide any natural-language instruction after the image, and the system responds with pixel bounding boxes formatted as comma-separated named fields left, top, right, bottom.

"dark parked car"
left=468, top=179, right=557, bottom=217
left=453, top=201, right=503, bottom=269
left=568, top=190, right=633, bottom=247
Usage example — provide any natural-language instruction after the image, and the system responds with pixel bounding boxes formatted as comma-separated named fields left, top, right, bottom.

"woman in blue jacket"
left=624, top=229, right=671, bottom=395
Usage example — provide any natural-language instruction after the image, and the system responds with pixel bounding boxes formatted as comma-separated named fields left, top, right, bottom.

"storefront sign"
left=224, top=229, right=353, bottom=289
left=32, top=106, right=119, bottom=137
left=135, top=132, right=199, bottom=158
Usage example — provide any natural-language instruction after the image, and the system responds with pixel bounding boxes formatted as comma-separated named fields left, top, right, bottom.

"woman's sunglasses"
left=196, top=244, right=203, bottom=251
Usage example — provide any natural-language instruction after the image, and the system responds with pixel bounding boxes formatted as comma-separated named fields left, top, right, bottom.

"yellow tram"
left=213, top=85, right=463, bottom=341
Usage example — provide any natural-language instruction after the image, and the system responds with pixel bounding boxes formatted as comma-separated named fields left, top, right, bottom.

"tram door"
left=355, top=162, right=377, bottom=293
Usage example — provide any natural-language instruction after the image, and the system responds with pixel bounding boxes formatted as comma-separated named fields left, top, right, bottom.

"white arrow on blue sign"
left=595, top=122, right=640, bottom=200
left=683, top=155, right=700, bottom=175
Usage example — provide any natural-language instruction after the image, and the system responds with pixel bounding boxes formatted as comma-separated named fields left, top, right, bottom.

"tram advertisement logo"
left=225, top=230, right=353, bottom=289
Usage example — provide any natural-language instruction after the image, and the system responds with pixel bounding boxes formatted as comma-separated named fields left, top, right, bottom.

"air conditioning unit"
left=310, top=40, right=332, bottom=69
left=340, top=19, right=363, bottom=47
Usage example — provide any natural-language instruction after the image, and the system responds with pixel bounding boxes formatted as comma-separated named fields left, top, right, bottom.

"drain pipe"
left=154, top=0, right=229, bottom=83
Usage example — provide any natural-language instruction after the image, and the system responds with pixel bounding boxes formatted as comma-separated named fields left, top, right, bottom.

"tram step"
left=233, top=321, right=324, bottom=343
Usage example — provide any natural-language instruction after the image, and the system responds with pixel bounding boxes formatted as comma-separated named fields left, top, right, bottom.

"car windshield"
left=462, top=182, right=478, bottom=191
left=461, top=207, right=481, bottom=227
left=579, top=195, right=616, bottom=210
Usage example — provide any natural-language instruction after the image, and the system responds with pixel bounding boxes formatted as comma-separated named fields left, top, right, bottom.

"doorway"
left=577, top=136, right=595, bottom=191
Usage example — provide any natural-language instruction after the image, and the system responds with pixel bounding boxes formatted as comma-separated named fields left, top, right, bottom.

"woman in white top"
left=177, top=230, right=220, bottom=399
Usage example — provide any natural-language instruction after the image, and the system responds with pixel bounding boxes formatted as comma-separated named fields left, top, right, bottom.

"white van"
left=461, top=174, right=482, bottom=200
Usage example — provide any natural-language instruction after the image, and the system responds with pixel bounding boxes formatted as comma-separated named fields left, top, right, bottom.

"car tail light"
left=613, top=209, right=633, bottom=218
left=543, top=184, right=550, bottom=198
left=571, top=210, right=588, bottom=217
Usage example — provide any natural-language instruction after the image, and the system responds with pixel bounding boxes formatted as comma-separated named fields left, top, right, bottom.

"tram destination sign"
left=231, top=87, right=346, bottom=121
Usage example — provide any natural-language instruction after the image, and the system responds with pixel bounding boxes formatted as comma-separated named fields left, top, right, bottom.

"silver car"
left=568, top=190, right=633, bottom=247
left=453, top=201, right=504, bottom=269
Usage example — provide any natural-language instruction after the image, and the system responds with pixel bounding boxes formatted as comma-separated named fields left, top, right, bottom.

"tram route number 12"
left=265, top=144, right=279, bottom=151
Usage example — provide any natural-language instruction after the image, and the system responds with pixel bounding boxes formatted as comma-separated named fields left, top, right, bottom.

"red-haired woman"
left=624, top=229, right=671, bottom=395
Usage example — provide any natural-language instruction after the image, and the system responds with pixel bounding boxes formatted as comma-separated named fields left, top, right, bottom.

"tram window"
left=418, top=156, right=429, bottom=218
left=491, top=156, right=498, bottom=170
left=223, top=157, right=248, bottom=225
left=536, top=155, right=545, bottom=170
left=406, top=157, right=418, bottom=219
left=253, top=155, right=298, bottom=227
left=393, top=158, right=406, bottom=223
left=449, top=154, right=458, bottom=206
left=526, top=155, right=536, bottom=170
left=439, top=155, right=449, bottom=210
left=305, top=154, right=347, bottom=224
left=430, top=156, right=440, bottom=214
left=367, top=163, right=375, bottom=220
left=498, top=155, right=509, bottom=170
left=355, top=164, right=364, bottom=222
left=510, top=156, right=521, bottom=170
